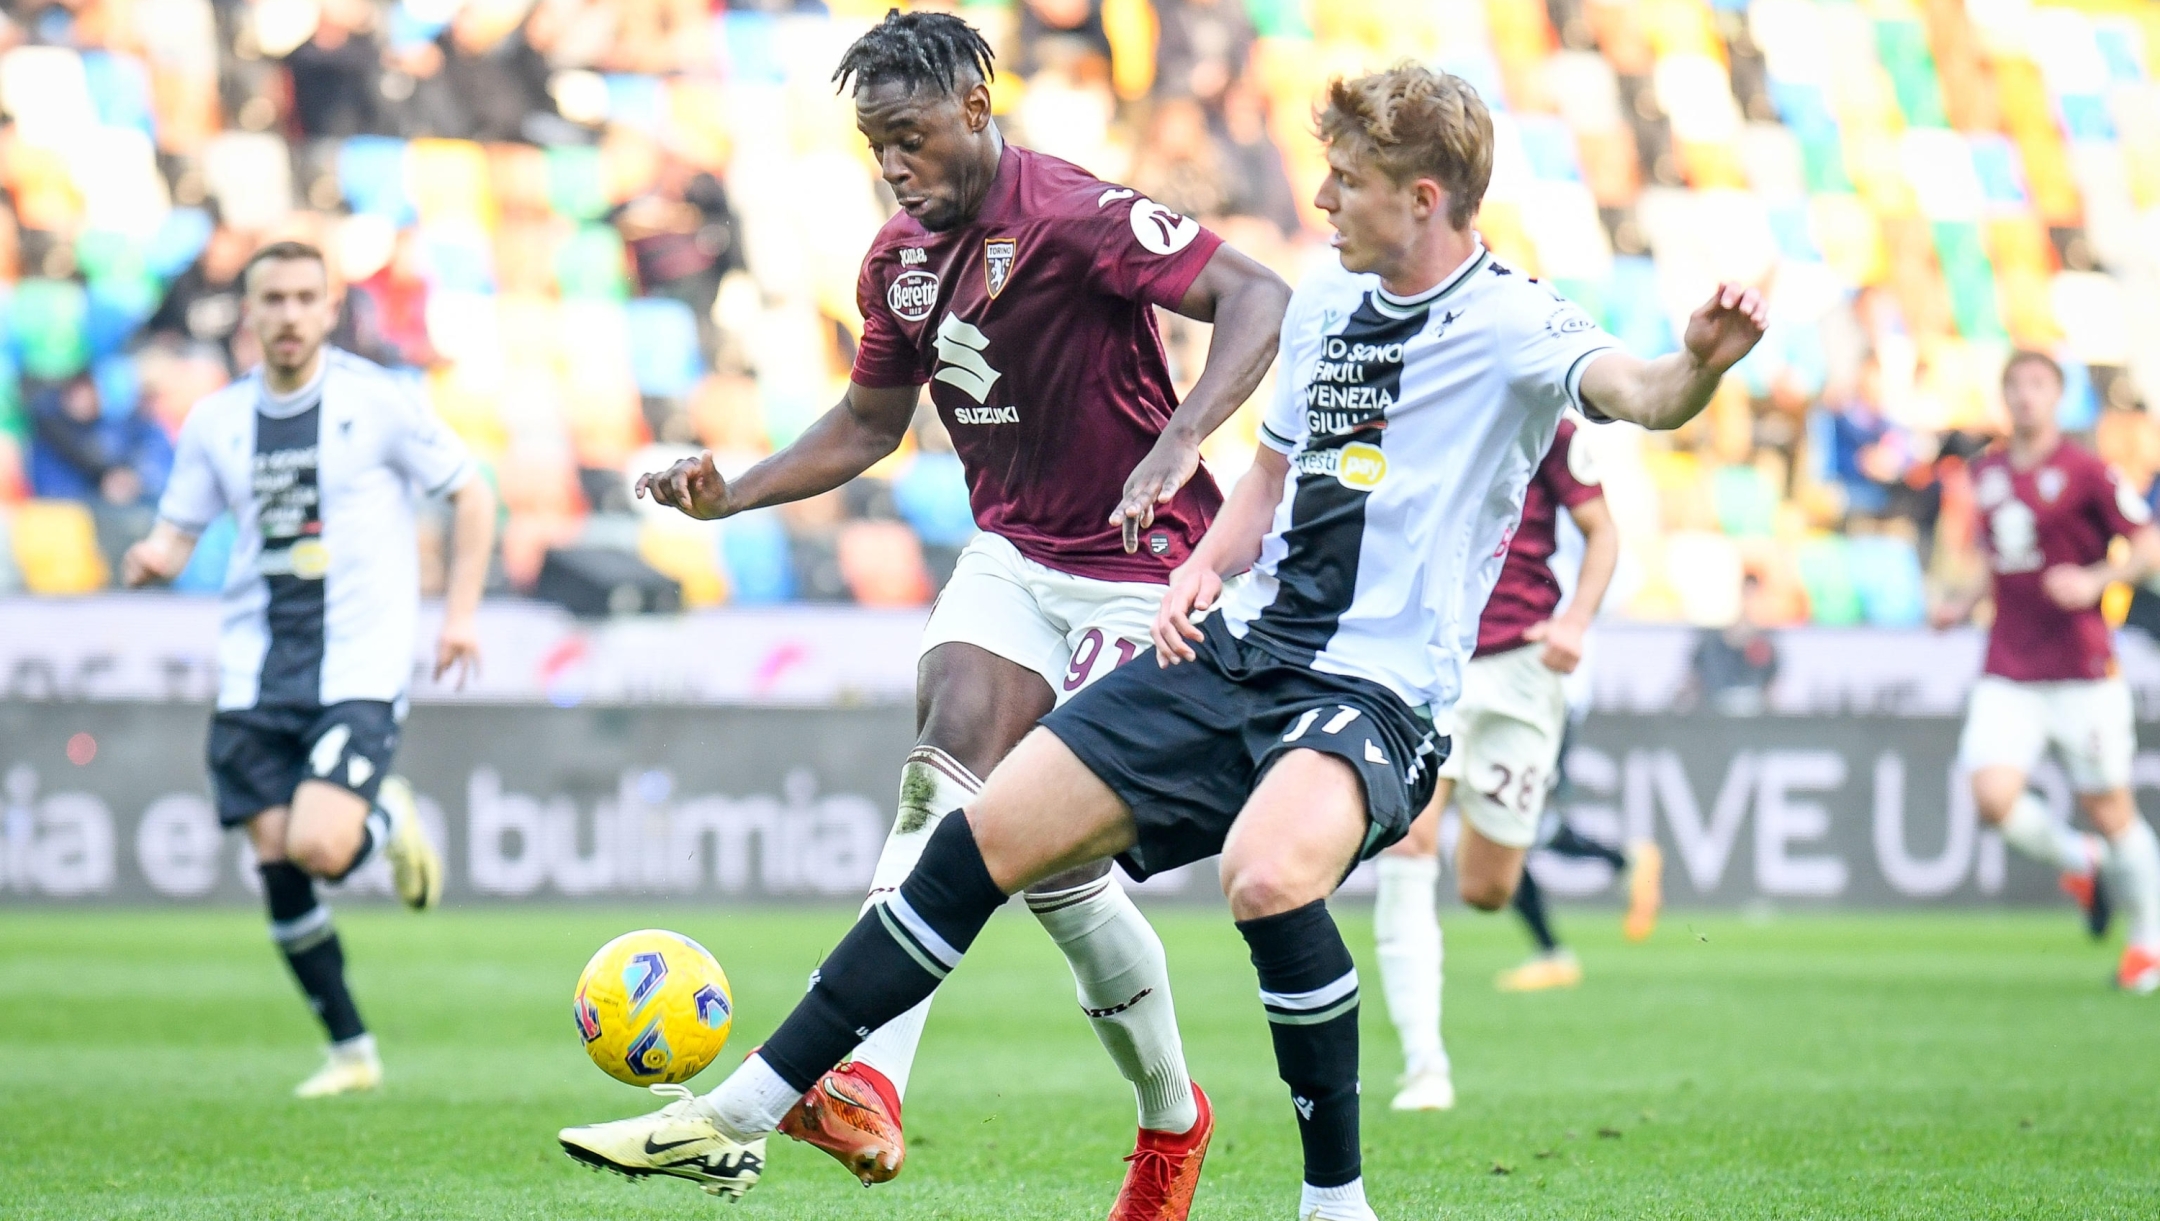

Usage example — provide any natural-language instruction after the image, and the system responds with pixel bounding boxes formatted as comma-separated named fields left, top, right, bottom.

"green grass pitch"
left=2, top=905, right=2153, bottom=1219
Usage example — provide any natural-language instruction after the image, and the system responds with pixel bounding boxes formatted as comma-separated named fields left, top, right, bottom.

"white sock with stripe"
left=1029, top=874, right=1198, bottom=1133
left=701, top=1052, right=805, bottom=1141
left=846, top=748, right=980, bottom=1101
left=1373, top=854, right=1448, bottom=1079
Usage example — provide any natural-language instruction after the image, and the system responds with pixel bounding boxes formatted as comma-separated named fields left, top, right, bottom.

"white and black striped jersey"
left=156, top=348, right=475, bottom=711
left=1218, top=245, right=1620, bottom=711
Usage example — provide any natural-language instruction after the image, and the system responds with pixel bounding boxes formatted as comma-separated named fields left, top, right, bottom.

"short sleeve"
left=157, top=408, right=226, bottom=533
left=850, top=250, right=929, bottom=389
left=2094, top=462, right=2152, bottom=538
left=1543, top=420, right=1605, bottom=510
left=1256, top=295, right=1311, bottom=454
left=1080, top=193, right=1224, bottom=309
left=1499, top=280, right=1622, bottom=417
left=388, top=382, right=475, bottom=496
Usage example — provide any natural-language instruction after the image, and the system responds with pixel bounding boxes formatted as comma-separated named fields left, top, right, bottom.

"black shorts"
left=1040, top=618, right=1446, bottom=881
left=207, top=700, right=401, bottom=827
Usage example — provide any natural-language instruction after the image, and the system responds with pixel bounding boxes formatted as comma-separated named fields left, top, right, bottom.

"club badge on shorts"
left=984, top=237, right=1016, bottom=299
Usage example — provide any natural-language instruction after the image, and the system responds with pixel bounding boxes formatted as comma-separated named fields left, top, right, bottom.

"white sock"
left=1373, top=855, right=1448, bottom=1079
left=1997, top=793, right=2091, bottom=873
left=848, top=748, right=980, bottom=1100
left=1028, top=873, right=1198, bottom=1134
left=2106, top=816, right=2160, bottom=950
left=1299, top=1177, right=1377, bottom=1221
left=698, top=1053, right=802, bottom=1141
left=330, top=1032, right=377, bottom=1063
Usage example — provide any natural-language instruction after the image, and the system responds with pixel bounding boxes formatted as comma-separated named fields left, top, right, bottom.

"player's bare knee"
left=285, top=827, right=351, bottom=879
left=1458, top=872, right=1515, bottom=912
left=1222, top=858, right=1320, bottom=921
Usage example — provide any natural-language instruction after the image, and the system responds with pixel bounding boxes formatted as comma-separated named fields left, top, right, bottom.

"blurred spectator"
left=145, top=206, right=254, bottom=375
left=1215, top=81, right=1301, bottom=236
left=613, top=158, right=742, bottom=363
left=341, top=228, right=436, bottom=368
left=283, top=0, right=385, bottom=138
left=1128, top=97, right=1231, bottom=220
left=397, top=1, right=574, bottom=143
left=1153, top=0, right=1253, bottom=108
left=1681, top=574, right=1781, bottom=716
left=1016, top=0, right=1112, bottom=76
left=28, top=375, right=172, bottom=507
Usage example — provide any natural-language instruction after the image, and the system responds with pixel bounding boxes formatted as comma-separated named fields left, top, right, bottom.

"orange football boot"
left=778, top=1061, right=906, bottom=1185
left=1107, top=1082, right=1213, bottom=1221
left=2117, top=944, right=2159, bottom=995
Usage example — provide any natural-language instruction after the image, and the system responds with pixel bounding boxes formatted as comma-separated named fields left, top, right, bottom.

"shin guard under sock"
left=261, top=862, right=365, bottom=1042
left=1237, top=900, right=1363, bottom=1189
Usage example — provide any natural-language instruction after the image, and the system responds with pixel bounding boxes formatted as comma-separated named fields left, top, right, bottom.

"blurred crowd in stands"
left=0, top=0, right=2157, bottom=634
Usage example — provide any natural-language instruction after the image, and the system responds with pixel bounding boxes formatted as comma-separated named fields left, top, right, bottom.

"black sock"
left=1545, top=822, right=1626, bottom=869
left=261, top=862, right=366, bottom=1042
left=322, top=805, right=390, bottom=883
left=760, top=812, right=1008, bottom=1091
left=1512, top=866, right=1560, bottom=953
left=1237, top=900, right=1361, bottom=1189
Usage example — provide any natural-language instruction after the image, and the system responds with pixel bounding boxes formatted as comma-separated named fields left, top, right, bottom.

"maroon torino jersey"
left=852, top=145, right=1224, bottom=582
left=1475, top=418, right=1604, bottom=656
left=1971, top=439, right=2150, bottom=682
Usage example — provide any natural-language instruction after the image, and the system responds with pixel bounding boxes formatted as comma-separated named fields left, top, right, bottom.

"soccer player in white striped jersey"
left=123, top=241, right=498, bottom=1096
left=558, top=64, right=1763, bottom=1219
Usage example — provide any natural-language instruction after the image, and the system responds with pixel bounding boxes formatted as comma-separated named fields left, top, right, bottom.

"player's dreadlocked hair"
left=832, top=9, right=996, bottom=96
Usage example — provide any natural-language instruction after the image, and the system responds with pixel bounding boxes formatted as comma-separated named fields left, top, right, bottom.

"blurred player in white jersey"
left=1930, top=350, right=2160, bottom=993
left=123, top=241, right=499, bottom=1091
left=1372, top=416, right=1660, bottom=1110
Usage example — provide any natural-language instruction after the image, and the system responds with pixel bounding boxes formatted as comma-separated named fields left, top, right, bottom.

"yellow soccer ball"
left=573, top=929, right=734, bottom=1085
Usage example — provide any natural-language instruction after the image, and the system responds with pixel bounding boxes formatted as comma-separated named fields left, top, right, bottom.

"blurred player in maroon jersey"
left=1369, top=416, right=1660, bottom=1111
left=1931, top=351, right=2160, bottom=994
left=624, top=11, right=1289, bottom=1214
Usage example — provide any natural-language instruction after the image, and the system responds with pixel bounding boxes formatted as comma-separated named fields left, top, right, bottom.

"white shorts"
left=919, top=532, right=1162, bottom=704
left=1436, top=644, right=1568, bottom=849
left=1957, top=675, right=2134, bottom=793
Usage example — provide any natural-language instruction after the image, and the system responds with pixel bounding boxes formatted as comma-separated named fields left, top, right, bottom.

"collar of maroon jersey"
left=967, top=144, right=1025, bottom=227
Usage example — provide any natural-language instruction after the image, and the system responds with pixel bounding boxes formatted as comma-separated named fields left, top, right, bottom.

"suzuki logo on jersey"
left=1130, top=200, right=1200, bottom=255
left=888, top=270, right=940, bottom=322
left=932, top=315, right=1003, bottom=405
left=953, top=406, right=1020, bottom=424
left=1294, top=442, right=1388, bottom=491
left=983, top=237, right=1016, bottom=298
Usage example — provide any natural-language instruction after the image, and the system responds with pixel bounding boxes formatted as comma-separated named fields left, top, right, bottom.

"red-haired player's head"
left=836, top=10, right=1003, bottom=234
left=1312, top=64, right=1494, bottom=284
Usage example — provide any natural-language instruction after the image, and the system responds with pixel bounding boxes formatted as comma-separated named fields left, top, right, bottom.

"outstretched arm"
left=1152, top=445, right=1289, bottom=665
left=1527, top=494, right=1619, bottom=674
left=636, top=382, right=922, bottom=520
left=1578, top=284, right=1767, bottom=432
left=1111, top=244, right=1292, bottom=551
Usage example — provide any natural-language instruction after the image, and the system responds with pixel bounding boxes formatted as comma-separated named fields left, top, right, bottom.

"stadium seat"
left=1848, top=534, right=1927, bottom=628
left=719, top=512, right=795, bottom=605
left=1711, top=464, right=1779, bottom=539
left=626, top=298, right=704, bottom=398
left=408, top=139, right=494, bottom=228
left=1663, top=531, right=1745, bottom=628
left=892, top=451, right=976, bottom=549
left=0, top=507, right=19, bottom=593
left=144, top=207, right=214, bottom=280
left=10, top=499, right=108, bottom=594
left=201, top=132, right=294, bottom=231
left=1795, top=533, right=1863, bottom=626
left=556, top=224, right=631, bottom=300
left=638, top=521, right=726, bottom=609
left=11, top=278, right=89, bottom=381
left=80, top=50, right=154, bottom=136
left=339, top=136, right=416, bottom=225
left=837, top=520, right=932, bottom=607
left=545, top=146, right=610, bottom=221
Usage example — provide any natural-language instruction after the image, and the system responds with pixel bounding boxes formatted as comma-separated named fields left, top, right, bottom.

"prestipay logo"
left=887, top=270, right=939, bottom=322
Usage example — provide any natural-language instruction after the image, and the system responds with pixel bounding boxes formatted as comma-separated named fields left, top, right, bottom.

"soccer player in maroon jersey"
left=1930, top=351, right=2160, bottom=993
left=1369, top=416, right=1660, bottom=1110
left=619, top=11, right=1290, bottom=1214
